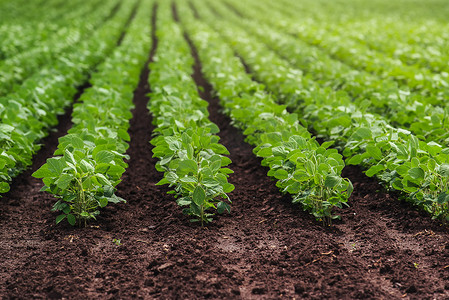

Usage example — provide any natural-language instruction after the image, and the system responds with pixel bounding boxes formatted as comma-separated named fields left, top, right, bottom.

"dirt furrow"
left=180, top=16, right=401, bottom=298
left=336, top=165, right=449, bottom=298
left=0, top=5, right=155, bottom=298
left=181, top=3, right=449, bottom=298
left=0, top=83, right=90, bottom=297
left=226, top=41, right=449, bottom=300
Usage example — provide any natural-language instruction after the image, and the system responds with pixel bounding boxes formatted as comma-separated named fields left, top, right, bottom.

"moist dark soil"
left=1, top=8, right=449, bottom=300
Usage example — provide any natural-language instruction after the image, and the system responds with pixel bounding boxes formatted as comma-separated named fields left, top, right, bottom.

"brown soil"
left=1, top=6, right=449, bottom=300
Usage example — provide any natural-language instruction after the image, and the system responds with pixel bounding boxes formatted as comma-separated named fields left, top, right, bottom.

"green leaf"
left=0, top=124, right=14, bottom=133
left=95, top=163, right=110, bottom=173
left=189, top=202, right=201, bottom=217
left=427, top=159, right=436, bottom=171
left=32, top=164, right=54, bottom=178
left=318, top=163, right=330, bottom=174
left=92, top=144, right=113, bottom=158
left=80, top=160, right=94, bottom=173
left=220, top=156, right=232, bottom=167
left=104, top=185, right=114, bottom=197
left=177, top=197, right=191, bottom=206
left=186, top=144, right=194, bottom=159
left=274, top=169, right=289, bottom=180
left=293, top=169, right=309, bottom=182
left=64, top=149, right=76, bottom=165
left=166, top=137, right=182, bottom=151
left=427, top=142, right=442, bottom=156
left=166, top=172, right=178, bottom=184
left=439, top=164, right=449, bottom=176
left=118, top=129, right=130, bottom=142
left=220, top=167, right=233, bottom=174
left=210, top=159, right=222, bottom=172
left=192, top=185, right=206, bottom=206
left=286, top=181, right=301, bottom=194
left=365, top=165, right=386, bottom=177
left=156, top=178, right=170, bottom=186
left=321, top=141, right=335, bottom=149
left=217, top=201, right=231, bottom=214
left=55, top=214, right=67, bottom=224
left=391, top=179, right=403, bottom=191
left=395, top=164, right=410, bottom=176
left=223, top=183, right=235, bottom=193
left=411, top=157, right=420, bottom=168
left=160, top=154, right=174, bottom=166
left=69, top=135, right=85, bottom=149
left=257, top=147, right=273, bottom=157
left=67, top=214, right=76, bottom=226
left=0, top=182, right=10, bottom=193
left=202, top=179, right=218, bottom=187
left=272, top=146, right=288, bottom=157
left=346, top=180, right=353, bottom=196
left=347, top=154, right=362, bottom=165
left=350, top=128, right=372, bottom=141
left=210, top=143, right=229, bottom=155
left=437, top=192, right=449, bottom=204
left=56, top=174, right=73, bottom=190
left=265, top=132, right=283, bottom=144
left=95, top=150, right=115, bottom=164
left=181, top=132, right=192, bottom=145
left=80, top=212, right=91, bottom=218
left=366, top=145, right=382, bottom=160
left=106, top=165, right=126, bottom=178
left=62, top=205, right=71, bottom=214
left=408, top=167, right=425, bottom=180
left=180, top=176, right=198, bottom=183
left=47, top=157, right=65, bottom=175
left=109, top=194, right=126, bottom=203
left=99, top=197, right=108, bottom=208
left=324, top=175, right=342, bottom=188
left=95, top=174, right=111, bottom=186
left=178, top=159, right=198, bottom=174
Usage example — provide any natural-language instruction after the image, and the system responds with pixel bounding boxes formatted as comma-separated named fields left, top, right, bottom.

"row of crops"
left=1, top=0, right=449, bottom=226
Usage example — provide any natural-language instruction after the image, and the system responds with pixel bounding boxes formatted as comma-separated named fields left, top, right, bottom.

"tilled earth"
left=1, top=10, right=449, bottom=299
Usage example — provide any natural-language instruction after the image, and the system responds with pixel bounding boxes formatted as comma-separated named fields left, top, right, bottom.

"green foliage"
left=0, top=0, right=115, bottom=97
left=200, top=0, right=449, bottom=221
left=1, top=0, right=137, bottom=196
left=148, top=2, right=233, bottom=225
left=32, top=0, right=152, bottom=226
left=221, top=0, right=449, bottom=148
left=256, top=135, right=352, bottom=220
left=179, top=3, right=352, bottom=223
left=153, top=128, right=234, bottom=225
left=33, top=139, right=127, bottom=226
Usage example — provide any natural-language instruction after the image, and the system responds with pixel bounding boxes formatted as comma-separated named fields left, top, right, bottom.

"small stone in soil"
left=406, top=285, right=417, bottom=293
left=295, top=282, right=306, bottom=294
left=252, top=287, right=267, bottom=295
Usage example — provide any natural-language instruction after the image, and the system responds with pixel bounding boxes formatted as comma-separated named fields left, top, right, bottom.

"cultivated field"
left=1, top=0, right=449, bottom=298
